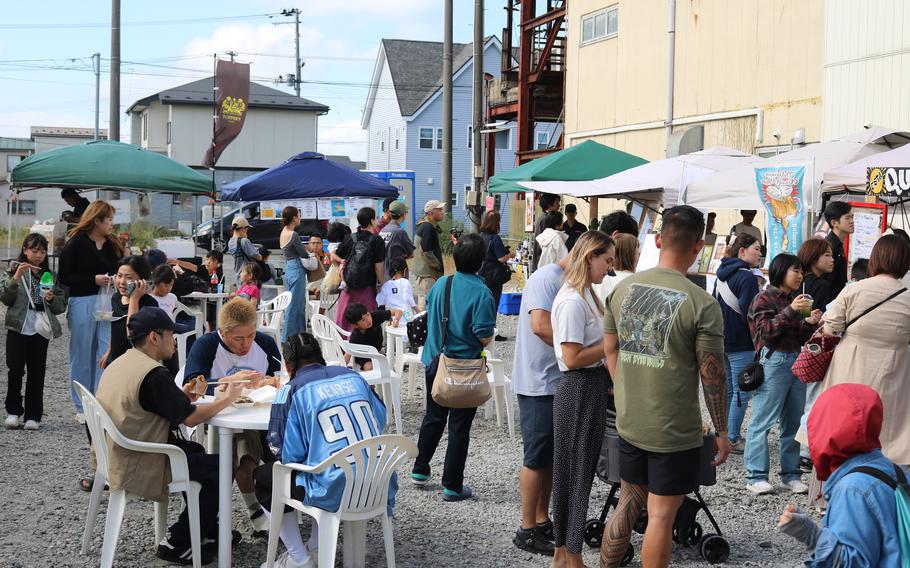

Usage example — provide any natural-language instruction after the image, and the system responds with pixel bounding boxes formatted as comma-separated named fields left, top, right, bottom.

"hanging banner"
left=524, top=192, right=535, bottom=232
left=754, top=165, right=807, bottom=258
left=203, top=59, right=250, bottom=168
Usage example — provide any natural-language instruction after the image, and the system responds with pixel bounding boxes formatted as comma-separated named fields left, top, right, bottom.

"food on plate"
left=234, top=395, right=254, bottom=404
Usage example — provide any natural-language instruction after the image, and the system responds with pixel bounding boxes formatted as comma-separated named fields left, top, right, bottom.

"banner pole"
left=211, top=53, right=220, bottom=251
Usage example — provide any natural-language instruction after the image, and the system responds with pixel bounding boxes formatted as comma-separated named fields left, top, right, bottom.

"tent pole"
left=6, top=191, right=12, bottom=255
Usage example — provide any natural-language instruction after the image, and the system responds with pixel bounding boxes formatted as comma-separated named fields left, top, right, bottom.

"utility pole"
left=442, top=0, right=453, bottom=211
left=226, top=50, right=237, bottom=62
left=471, top=0, right=484, bottom=232
left=109, top=0, right=120, bottom=143
left=93, top=52, right=101, bottom=141
left=281, top=8, right=302, bottom=97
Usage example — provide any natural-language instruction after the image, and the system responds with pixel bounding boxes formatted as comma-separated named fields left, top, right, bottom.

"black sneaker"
left=799, top=457, right=814, bottom=473
left=201, top=530, right=242, bottom=553
left=536, top=519, right=554, bottom=542
left=157, top=538, right=216, bottom=566
left=442, top=484, right=473, bottom=502
left=513, top=526, right=555, bottom=556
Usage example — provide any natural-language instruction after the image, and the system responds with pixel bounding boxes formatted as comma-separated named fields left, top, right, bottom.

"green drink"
left=800, top=294, right=813, bottom=317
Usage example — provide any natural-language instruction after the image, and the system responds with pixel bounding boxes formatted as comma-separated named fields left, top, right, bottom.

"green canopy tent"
left=487, top=139, right=648, bottom=194
left=9, top=140, right=213, bottom=195
left=7, top=140, right=214, bottom=249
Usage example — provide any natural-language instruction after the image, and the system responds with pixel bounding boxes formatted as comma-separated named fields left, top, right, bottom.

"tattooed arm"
left=697, top=350, right=731, bottom=466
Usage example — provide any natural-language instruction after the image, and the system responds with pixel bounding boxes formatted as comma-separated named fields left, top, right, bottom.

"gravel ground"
left=0, top=309, right=810, bottom=567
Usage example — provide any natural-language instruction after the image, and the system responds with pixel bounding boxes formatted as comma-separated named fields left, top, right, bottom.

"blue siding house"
left=362, top=37, right=560, bottom=230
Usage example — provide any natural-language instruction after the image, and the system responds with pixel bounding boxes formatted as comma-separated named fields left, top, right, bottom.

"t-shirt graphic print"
left=617, top=284, right=688, bottom=368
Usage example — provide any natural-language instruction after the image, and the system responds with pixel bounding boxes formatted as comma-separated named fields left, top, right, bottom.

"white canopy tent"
left=821, top=143, right=910, bottom=198
left=520, top=147, right=764, bottom=207
left=685, top=127, right=910, bottom=211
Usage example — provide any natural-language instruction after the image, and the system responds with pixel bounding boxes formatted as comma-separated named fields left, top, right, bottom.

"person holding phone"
left=744, top=253, right=821, bottom=496
left=2, top=234, right=67, bottom=430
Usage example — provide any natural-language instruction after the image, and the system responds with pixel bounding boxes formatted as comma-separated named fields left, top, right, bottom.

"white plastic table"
left=184, top=292, right=231, bottom=327
left=204, top=401, right=271, bottom=568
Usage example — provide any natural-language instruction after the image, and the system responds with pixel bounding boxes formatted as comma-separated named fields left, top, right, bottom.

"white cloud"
left=317, top=118, right=367, bottom=162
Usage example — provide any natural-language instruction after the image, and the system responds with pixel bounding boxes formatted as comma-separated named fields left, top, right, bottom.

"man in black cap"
left=95, top=307, right=255, bottom=565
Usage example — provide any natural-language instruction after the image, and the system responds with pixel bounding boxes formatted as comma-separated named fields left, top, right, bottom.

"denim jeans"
left=282, top=258, right=308, bottom=342
left=725, top=350, right=756, bottom=443
left=800, top=381, right=824, bottom=459
left=67, top=295, right=110, bottom=413
left=744, top=349, right=806, bottom=484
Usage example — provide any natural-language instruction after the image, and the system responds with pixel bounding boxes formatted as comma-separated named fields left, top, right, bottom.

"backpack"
left=849, top=464, right=910, bottom=566
left=343, top=237, right=375, bottom=289
left=235, top=237, right=270, bottom=283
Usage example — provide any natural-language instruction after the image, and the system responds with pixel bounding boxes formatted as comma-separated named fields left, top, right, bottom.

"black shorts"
left=518, top=394, right=555, bottom=470
left=618, top=437, right=701, bottom=496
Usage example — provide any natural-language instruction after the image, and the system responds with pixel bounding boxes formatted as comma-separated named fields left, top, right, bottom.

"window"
left=6, top=155, right=23, bottom=172
left=467, top=125, right=473, bottom=149
left=495, top=128, right=511, bottom=150
left=166, top=121, right=172, bottom=144
left=419, top=127, right=434, bottom=149
left=435, top=128, right=444, bottom=150
left=14, top=200, right=36, bottom=215
left=141, top=112, right=148, bottom=141
left=536, top=131, right=549, bottom=150
left=380, top=131, right=386, bottom=153
left=582, top=5, right=618, bottom=44
left=394, top=128, right=400, bottom=151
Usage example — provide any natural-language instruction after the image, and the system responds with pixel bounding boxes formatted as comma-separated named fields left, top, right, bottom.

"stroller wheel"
left=620, top=544, right=634, bottom=566
left=584, top=519, right=605, bottom=548
left=683, top=522, right=703, bottom=547
left=699, top=534, right=730, bottom=564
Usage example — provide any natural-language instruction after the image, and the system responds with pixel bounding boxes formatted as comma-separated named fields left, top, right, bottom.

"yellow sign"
left=221, top=96, right=247, bottom=122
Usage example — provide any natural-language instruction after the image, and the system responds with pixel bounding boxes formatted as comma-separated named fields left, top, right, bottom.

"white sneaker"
left=75, top=412, right=85, bottom=425
left=786, top=480, right=809, bottom=494
left=23, top=420, right=39, bottom=431
left=746, top=481, right=775, bottom=495
left=4, top=415, right=21, bottom=429
left=260, top=550, right=316, bottom=568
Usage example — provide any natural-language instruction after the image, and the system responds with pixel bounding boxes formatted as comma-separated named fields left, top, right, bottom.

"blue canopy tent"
left=220, top=152, right=398, bottom=200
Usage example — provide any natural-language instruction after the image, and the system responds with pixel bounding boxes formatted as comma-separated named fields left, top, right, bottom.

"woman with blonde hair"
left=549, top=231, right=615, bottom=568
left=58, top=200, right=124, bottom=421
left=594, top=232, right=638, bottom=303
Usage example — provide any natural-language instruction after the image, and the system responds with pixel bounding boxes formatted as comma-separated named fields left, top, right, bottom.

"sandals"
left=79, top=477, right=109, bottom=492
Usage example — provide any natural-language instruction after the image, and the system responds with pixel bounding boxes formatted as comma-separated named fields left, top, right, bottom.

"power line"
left=0, top=13, right=282, bottom=30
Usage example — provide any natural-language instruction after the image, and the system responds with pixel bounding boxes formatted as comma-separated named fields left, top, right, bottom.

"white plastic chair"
left=75, top=383, right=203, bottom=568
left=485, top=357, right=516, bottom=442
left=384, top=326, right=423, bottom=401
left=311, top=314, right=351, bottom=366
left=339, top=339, right=403, bottom=436
left=174, top=301, right=204, bottom=365
left=257, top=291, right=293, bottom=344
left=264, top=435, right=417, bottom=568
left=308, top=299, right=321, bottom=321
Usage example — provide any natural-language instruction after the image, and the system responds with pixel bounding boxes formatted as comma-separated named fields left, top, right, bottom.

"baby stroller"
left=583, top=428, right=730, bottom=565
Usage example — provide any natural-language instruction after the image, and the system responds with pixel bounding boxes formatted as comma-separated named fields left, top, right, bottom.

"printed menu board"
left=845, top=202, right=887, bottom=273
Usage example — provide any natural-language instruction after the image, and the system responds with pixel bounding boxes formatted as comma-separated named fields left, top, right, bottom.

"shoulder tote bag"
left=793, top=287, right=907, bottom=384
left=431, top=276, right=492, bottom=409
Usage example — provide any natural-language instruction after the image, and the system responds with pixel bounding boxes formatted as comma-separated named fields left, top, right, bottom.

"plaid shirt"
left=747, top=286, right=817, bottom=353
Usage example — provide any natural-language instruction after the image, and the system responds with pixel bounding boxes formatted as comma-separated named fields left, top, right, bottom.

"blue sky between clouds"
left=0, top=1, right=508, bottom=162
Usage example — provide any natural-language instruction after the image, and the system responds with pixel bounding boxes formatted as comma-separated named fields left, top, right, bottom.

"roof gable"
left=127, top=77, right=329, bottom=114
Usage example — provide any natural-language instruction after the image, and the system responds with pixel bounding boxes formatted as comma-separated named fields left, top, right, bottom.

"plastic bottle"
left=39, top=271, right=54, bottom=292
left=210, top=272, right=218, bottom=293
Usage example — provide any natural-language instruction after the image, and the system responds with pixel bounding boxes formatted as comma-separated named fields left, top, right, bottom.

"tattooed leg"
left=600, top=481, right=647, bottom=568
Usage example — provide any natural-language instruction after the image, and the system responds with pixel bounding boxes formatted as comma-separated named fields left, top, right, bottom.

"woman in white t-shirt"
left=549, top=231, right=616, bottom=568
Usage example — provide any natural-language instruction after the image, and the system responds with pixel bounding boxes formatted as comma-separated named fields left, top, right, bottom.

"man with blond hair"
left=184, top=298, right=283, bottom=536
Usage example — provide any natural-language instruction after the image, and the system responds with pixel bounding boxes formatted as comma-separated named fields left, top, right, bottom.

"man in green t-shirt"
left=601, top=205, right=730, bottom=568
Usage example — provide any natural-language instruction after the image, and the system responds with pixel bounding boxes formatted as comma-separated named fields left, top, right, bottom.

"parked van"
left=193, top=202, right=327, bottom=251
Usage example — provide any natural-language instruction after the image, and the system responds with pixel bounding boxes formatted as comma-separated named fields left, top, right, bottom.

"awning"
left=488, top=140, right=647, bottom=194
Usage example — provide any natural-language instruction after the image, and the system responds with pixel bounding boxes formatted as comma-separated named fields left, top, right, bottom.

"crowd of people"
left=2, top=193, right=909, bottom=568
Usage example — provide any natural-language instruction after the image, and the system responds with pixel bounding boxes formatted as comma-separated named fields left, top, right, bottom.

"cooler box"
left=498, top=292, right=522, bottom=315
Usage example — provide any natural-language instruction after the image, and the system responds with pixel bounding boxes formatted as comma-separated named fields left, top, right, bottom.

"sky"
left=0, top=1, right=509, bottom=162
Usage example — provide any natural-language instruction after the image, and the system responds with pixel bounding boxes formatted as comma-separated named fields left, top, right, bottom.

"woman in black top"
left=478, top=211, right=514, bottom=341
left=332, top=207, right=386, bottom=332
left=797, top=238, right=835, bottom=311
left=58, top=200, right=124, bottom=419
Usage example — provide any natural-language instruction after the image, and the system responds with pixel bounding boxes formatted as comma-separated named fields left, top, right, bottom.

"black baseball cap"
left=128, top=307, right=177, bottom=340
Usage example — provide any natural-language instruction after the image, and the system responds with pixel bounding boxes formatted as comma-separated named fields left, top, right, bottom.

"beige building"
left=560, top=0, right=824, bottom=228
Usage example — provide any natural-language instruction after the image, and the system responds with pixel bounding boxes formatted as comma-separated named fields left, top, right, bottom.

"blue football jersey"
left=268, top=364, right=395, bottom=514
